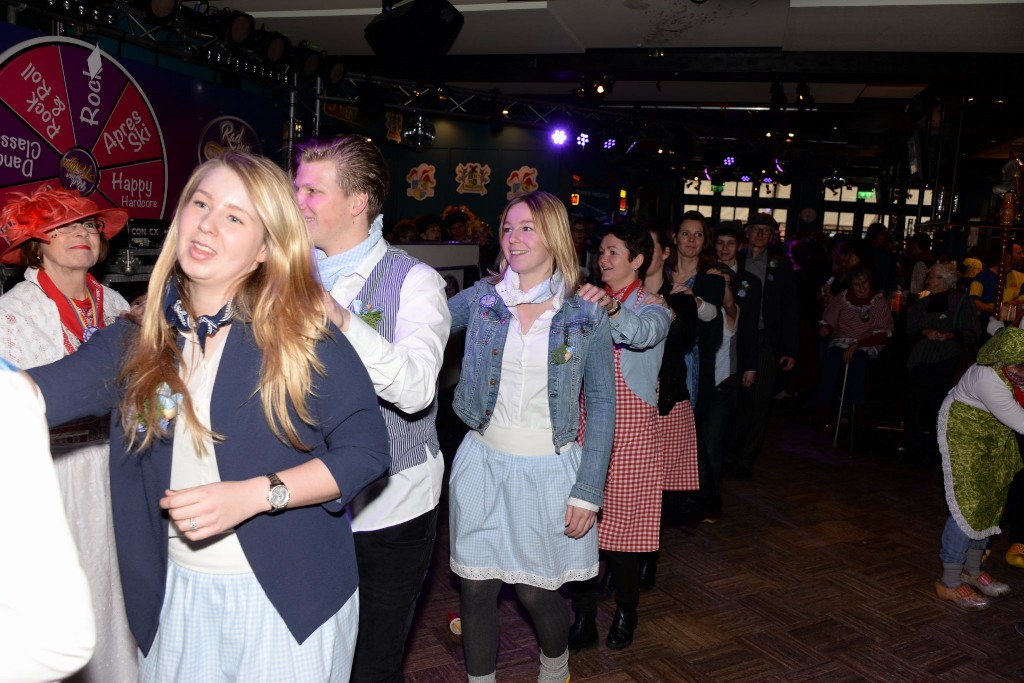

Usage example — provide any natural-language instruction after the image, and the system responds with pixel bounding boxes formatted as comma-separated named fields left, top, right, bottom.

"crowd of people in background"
left=7, top=137, right=1024, bottom=681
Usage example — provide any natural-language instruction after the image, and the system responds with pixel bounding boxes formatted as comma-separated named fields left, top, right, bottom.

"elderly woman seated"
left=904, top=263, right=980, bottom=462
left=811, top=266, right=895, bottom=425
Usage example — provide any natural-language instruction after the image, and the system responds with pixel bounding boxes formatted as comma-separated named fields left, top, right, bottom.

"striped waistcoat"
left=355, top=247, right=440, bottom=475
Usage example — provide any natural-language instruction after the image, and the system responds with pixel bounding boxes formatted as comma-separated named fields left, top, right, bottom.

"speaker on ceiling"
left=365, top=0, right=465, bottom=61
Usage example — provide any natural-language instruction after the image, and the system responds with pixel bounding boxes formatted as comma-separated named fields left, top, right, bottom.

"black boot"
left=567, top=610, right=598, bottom=653
left=638, top=553, right=658, bottom=592
left=605, top=605, right=637, bottom=649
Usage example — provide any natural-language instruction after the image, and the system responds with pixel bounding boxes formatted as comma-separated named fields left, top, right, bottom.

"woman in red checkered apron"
left=570, top=222, right=673, bottom=651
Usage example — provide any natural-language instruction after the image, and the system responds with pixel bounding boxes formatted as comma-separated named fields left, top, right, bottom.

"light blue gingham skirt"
left=449, top=432, right=599, bottom=589
left=138, top=561, right=358, bottom=682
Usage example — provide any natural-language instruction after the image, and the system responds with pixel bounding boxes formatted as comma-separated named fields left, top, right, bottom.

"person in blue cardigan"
left=27, top=152, right=390, bottom=682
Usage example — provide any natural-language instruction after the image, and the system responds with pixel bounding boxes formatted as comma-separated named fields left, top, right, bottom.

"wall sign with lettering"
left=0, top=37, right=167, bottom=218
left=198, top=115, right=262, bottom=162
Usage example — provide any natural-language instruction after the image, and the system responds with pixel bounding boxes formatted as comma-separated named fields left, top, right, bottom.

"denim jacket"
left=449, top=279, right=616, bottom=507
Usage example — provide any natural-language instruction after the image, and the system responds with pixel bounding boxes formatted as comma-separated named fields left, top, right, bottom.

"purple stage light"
left=724, top=156, right=735, bottom=166
left=551, top=129, right=568, bottom=145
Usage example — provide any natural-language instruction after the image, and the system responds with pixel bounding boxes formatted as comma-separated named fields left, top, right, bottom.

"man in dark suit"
left=731, top=212, right=798, bottom=479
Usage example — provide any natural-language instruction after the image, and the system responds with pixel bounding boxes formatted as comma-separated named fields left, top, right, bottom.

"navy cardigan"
left=28, top=319, right=390, bottom=654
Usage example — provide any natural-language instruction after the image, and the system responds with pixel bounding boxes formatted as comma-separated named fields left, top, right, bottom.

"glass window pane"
left=699, top=182, right=714, bottom=196
left=825, top=188, right=841, bottom=202
left=684, top=180, right=701, bottom=196
left=737, top=182, right=753, bottom=198
left=722, top=182, right=737, bottom=197
left=698, top=205, right=713, bottom=216
left=775, top=184, right=791, bottom=199
left=824, top=211, right=841, bottom=230
left=839, top=212, right=855, bottom=228
left=720, top=206, right=736, bottom=220
left=734, top=207, right=750, bottom=224
left=841, top=186, right=858, bottom=202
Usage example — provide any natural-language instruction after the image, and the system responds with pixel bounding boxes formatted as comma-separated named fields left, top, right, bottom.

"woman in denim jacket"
left=447, top=191, right=615, bottom=683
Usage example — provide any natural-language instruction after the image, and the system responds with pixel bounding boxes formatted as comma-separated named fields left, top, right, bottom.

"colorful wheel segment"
left=0, top=36, right=167, bottom=218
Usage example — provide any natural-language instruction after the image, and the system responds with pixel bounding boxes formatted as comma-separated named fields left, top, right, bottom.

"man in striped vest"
left=294, top=135, right=451, bottom=682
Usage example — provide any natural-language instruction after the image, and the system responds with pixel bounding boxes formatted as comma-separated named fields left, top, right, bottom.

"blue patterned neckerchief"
left=495, top=268, right=564, bottom=307
left=162, top=279, right=234, bottom=351
left=316, top=214, right=384, bottom=291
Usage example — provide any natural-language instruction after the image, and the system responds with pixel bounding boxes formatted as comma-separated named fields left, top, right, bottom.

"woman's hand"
left=578, top=284, right=614, bottom=311
left=564, top=504, right=596, bottom=538
left=842, top=343, right=858, bottom=364
left=707, top=267, right=732, bottom=286
left=160, top=479, right=266, bottom=542
left=324, top=292, right=351, bottom=332
left=670, top=282, right=693, bottom=296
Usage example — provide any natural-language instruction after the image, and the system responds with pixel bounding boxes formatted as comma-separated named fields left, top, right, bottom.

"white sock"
left=468, top=673, right=496, bottom=683
left=538, top=648, right=569, bottom=683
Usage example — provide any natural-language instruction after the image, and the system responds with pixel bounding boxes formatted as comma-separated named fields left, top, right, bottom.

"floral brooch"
left=551, top=326, right=575, bottom=364
left=351, top=299, right=383, bottom=329
left=136, top=382, right=184, bottom=433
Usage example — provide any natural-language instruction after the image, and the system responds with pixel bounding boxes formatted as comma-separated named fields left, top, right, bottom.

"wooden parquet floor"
left=401, top=406, right=1024, bottom=682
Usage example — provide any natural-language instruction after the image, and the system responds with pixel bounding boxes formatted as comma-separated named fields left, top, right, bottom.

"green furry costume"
left=938, top=327, right=1024, bottom=539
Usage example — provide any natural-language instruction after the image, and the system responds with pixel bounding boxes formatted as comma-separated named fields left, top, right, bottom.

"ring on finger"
left=188, top=517, right=198, bottom=532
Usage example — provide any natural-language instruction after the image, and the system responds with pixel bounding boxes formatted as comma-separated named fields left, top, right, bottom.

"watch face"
left=269, top=485, right=290, bottom=509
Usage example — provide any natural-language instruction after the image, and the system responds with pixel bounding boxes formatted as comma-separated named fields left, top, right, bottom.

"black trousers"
left=735, top=335, right=779, bottom=469
left=351, top=505, right=439, bottom=683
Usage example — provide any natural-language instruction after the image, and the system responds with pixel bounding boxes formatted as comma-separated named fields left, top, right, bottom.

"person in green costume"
left=936, top=327, right=1024, bottom=609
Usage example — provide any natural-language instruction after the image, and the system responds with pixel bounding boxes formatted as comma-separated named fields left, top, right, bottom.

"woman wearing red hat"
left=0, top=186, right=137, bottom=682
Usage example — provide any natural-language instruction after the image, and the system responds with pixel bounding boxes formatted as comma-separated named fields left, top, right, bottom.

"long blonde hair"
left=119, top=152, right=329, bottom=453
left=489, top=191, right=580, bottom=293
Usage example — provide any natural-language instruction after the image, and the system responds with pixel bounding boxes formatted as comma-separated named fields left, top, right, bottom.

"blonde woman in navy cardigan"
left=28, top=152, right=390, bottom=682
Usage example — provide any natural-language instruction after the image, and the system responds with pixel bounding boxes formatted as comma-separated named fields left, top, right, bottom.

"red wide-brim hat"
left=0, top=186, right=129, bottom=265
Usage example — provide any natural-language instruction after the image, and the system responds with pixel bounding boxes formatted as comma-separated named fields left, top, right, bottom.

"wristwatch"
left=265, top=472, right=290, bottom=512
left=607, top=299, right=622, bottom=317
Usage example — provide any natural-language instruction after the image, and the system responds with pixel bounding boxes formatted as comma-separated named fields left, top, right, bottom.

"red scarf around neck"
left=36, top=269, right=105, bottom=348
left=605, top=278, right=642, bottom=304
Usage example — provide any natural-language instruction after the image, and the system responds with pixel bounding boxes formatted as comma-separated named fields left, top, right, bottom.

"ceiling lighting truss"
left=6, top=0, right=340, bottom=89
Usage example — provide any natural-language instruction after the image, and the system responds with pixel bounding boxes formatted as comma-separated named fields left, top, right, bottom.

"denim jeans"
left=351, top=506, right=439, bottom=683
left=939, top=514, right=989, bottom=566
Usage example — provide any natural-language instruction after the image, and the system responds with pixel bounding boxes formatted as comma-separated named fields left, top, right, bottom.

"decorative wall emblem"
left=506, top=165, right=538, bottom=199
left=406, top=163, right=436, bottom=201
left=455, top=162, right=490, bottom=195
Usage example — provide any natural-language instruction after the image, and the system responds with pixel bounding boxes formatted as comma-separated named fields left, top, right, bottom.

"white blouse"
left=167, top=326, right=252, bottom=574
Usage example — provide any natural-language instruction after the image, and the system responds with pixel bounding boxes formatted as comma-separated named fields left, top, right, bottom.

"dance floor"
left=401, top=403, right=1024, bottom=682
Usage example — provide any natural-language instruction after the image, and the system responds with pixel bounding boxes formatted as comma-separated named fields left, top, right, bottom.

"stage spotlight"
left=604, top=138, right=616, bottom=150
left=740, top=174, right=751, bottom=183
left=141, top=0, right=178, bottom=23
left=253, top=29, right=289, bottom=64
left=208, top=9, right=255, bottom=47
left=723, top=156, right=735, bottom=166
left=551, top=129, right=568, bottom=146
left=319, top=56, right=346, bottom=86
left=290, top=42, right=322, bottom=80
left=576, top=133, right=589, bottom=148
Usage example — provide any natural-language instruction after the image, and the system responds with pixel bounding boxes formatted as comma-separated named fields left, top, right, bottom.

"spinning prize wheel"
left=0, top=36, right=167, bottom=218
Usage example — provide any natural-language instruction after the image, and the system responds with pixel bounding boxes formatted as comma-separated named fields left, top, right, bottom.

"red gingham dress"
left=659, top=399, right=699, bottom=491
left=583, top=345, right=663, bottom=553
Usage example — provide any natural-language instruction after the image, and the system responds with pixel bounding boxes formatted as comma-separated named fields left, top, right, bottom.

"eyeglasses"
left=51, top=219, right=102, bottom=236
